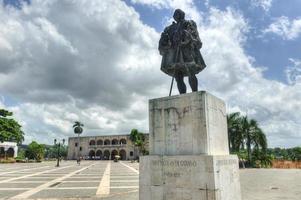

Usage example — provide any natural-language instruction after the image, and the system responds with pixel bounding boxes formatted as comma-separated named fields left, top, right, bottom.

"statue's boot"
left=189, top=75, right=198, bottom=92
left=175, top=74, right=187, bottom=94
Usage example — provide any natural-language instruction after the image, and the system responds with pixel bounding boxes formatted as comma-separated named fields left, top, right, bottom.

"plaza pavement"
left=0, top=161, right=139, bottom=199
left=0, top=161, right=300, bottom=200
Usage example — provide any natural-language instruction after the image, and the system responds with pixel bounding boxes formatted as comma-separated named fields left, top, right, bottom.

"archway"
left=89, top=140, right=96, bottom=146
left=120, top=138, right=127, bottom=145
left=7, top=148, right=14, bottom=158
left=96, top=150, right=102, bottom=160
left=112, top=139, right=118, bottom=145
left=111, top=149, right=118, bottom=160
left=103, top=150, right=110, bottom=160
left=104, top=139, right=110, bottom=145
left=119, top=149, right=126, bottom=160
left=0, top=147, right=5, bottom=158
left=97, top=140, right=103, bottom=145
left=89, top=150, right=95, bottom=160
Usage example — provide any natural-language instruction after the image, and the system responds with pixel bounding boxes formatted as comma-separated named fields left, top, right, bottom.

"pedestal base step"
left=139, top=155, right=241, bottom=200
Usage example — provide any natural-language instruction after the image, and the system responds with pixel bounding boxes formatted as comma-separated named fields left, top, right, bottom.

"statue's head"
left=173, top=9, right=185, bottom=22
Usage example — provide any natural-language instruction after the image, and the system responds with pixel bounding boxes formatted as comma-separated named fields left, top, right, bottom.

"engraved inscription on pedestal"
left=140, top=155, right=241, bottom=200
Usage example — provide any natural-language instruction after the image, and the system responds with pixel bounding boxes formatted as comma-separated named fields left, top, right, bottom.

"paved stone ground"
left=0, top=161, right=300, bottom=200
left=240, top=168, right=301, bottom=200
left=0, top=161, right=139, bottom=200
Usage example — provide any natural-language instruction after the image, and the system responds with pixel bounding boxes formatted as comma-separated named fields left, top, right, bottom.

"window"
left=120, top=139, right=127, bottom=145
left=80, top=147, right=82, bottom=151
left=130, top=151, right=133, bottom=156
left=104, top=139, right=110, bottom=145
left=112, top=139, right=118, bottom=145
left=75, top=143, right=78, bottom=147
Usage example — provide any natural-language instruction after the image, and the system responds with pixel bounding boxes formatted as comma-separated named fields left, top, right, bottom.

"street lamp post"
left=77, top=133, right=80, bottom=161
left=54, top=139, right=65, bottom=167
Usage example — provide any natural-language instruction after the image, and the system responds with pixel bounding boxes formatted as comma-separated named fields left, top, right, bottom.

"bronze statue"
left=159, top=9, right=206, bottom=95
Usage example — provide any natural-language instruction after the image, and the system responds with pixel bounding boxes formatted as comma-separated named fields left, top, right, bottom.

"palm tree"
left=227, top=112, right=243, bottom=152
left=252, top=149, right=273, bottom=167
left=129, top=129, right=138, bottom=143
left=240, top=117, right=267, bottom=166
left=227, top=112, right=269, bottom=167
left=129, top=129, right=146, bottom=159
left=73, top=121, right=84, bottom=134
left=252, top=125, right=267, bottom=152
left=73, top=121, right=84, bottom=161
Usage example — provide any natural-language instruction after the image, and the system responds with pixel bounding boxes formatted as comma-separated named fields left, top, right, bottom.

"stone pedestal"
left=140, top=91, right=241, bottom=200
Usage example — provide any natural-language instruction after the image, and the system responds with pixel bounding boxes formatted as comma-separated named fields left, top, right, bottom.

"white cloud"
left=251, top=0, right=273, bottom=12
left=130, top=0, right=201, bottom=23
left=263, top=16, right=301, bottom=40
left=198, top=8, right=301, bottom=148
left=130, top=0, right=169, bottom=9
left=286, top=58, right=301, bottom=85
left=0, top=0, right=163, bottom=143
left=0, top=0, right=301, bottom=148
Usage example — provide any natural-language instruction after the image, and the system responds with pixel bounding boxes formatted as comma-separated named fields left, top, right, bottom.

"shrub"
left=0, top=158, right=16, bottom=163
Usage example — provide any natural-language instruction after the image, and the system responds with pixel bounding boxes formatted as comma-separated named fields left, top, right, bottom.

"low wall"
left=272, top=160, right=301, bottom=169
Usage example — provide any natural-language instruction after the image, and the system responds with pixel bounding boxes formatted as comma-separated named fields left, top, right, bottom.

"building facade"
left=0, top=142, right=18, bottom=159
left=67, top=134, right=148, bottom=160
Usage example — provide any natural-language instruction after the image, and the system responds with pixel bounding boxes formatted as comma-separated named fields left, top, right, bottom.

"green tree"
left=129, top=129, right=148, bottom=158
left=0, top=109, right=25, bottom=144
left=227, top=112, right=243, bottom=152
left=17, top=148, right=26, bottom=159
left=241, top=117, right=267, bottom=165
left=73, top=121, right=84, bottom=134
left=291, top=147, right=301, bottom=161
left=25, top=141, right=45, bottom=162
left=252, top=149, right=273, bottom=168
left=227, top=112, right=269, bottom=167
left=268, top=147, right=301, bottom=161
left=73, top=121, right=83, bottom=161
left=44, top=145, right=68, bottom=159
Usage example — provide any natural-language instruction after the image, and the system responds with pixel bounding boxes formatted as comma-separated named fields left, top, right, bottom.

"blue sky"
left=3, top=0, right=29, bottom=8
left=4, top=0, right=300, bottom=82
left=4, top=0, right=300, bottom=83
left=123, top=0, right=301, bottom=83
left=1, top=0, right=301, bottom=148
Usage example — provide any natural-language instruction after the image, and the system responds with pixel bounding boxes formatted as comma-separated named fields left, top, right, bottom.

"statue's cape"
left=159, top=20, right=206, bottom=77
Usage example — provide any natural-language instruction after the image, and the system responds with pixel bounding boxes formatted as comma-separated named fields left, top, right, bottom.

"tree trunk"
left=247, top=134, right=251, bottom=167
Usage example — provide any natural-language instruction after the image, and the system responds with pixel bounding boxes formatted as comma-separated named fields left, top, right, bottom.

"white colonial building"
left=0, top=141, right=18, bottom=158
left=67, top=134, right=149, bottom=160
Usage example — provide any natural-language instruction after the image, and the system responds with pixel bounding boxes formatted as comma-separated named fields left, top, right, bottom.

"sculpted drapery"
left=159, top=10, right=206, bottom=77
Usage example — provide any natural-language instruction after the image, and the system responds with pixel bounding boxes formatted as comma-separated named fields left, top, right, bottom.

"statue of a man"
left=159, top=9, right=206, bottom=94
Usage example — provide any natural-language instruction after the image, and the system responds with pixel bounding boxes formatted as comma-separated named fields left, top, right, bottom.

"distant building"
left=67, top=134, right=149, bottom=160
left=0, top=142, right=18, bottom=158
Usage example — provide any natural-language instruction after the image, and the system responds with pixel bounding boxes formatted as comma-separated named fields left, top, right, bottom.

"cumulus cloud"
left=130, top=0, right=201, bottom=22
left=286, top=58, right=301, bottom=85
left=0, top=0, right=301, bottom=147
left=0, top=0, right=167, bottom=105
left=251, top=0, right=273, bottom=12
left=263, top=16, right=301, bottom=40
left=0, top=0, right=165, bottom=143
left=195, top=8, right=301, bottom=148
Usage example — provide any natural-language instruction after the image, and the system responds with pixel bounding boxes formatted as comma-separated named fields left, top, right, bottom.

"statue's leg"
left=175, top=71, right=186, bottom=94
left=189, top=74, right=198, bottom=92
